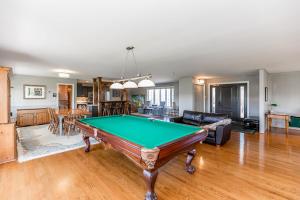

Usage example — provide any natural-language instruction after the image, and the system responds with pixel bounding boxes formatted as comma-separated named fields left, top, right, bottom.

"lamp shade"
left=123, top=81, right=138, bottom=88
left=138, top=79, right=155, bottom=87
left=110, top=82, right=124, bottom=90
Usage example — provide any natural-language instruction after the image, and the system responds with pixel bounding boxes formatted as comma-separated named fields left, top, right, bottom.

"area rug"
left=17, top=125, right=99, bottom=162
left=231, top=122, right=256, bottom=134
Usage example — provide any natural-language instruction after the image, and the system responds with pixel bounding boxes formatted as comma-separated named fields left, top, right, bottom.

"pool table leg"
left=143, top=169, right=158, bottom=200
left=83, top=135, right=90, bottom=152
left=185, top=149, right=196, bottom=174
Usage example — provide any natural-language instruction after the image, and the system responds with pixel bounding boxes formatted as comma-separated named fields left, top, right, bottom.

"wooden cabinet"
left=18, top=112, right=35, bottom=126
left=17, top=108, right=50, bottom=127
left=0, top=67, right=16, bottom=164
left=0, top=123, right=16, bottom=164
left=36, top=111, right=49, bottom=125
left=0, top=67, right=11, bottom=123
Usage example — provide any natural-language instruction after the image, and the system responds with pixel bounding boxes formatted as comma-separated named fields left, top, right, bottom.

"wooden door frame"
left=207, top=81, right=250, bottom=117
left=57, top=83, right=75, bottom=109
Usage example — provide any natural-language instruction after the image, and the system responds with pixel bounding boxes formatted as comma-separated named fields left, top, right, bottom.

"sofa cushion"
left=182, top=119, right=200, bottom=126
left=183, top=111, right=196, bottom=121
left=202, top=119, right=232, bottom=131
left=202, top=113, right=227, bottom=123
left=182, top=110, right=203, bottom=124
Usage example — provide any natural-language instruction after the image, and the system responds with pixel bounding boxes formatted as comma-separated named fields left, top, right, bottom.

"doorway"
left=57, top=84, right=74, bottom=110
left=210, top=83, right=247, bottom=121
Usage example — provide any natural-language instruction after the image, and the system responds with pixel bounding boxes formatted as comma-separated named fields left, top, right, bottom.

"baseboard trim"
left=289, top=127, right=300, bottom=131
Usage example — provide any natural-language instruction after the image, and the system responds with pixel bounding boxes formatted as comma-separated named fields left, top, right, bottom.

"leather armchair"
left=205, top=124, right=232, bottom=146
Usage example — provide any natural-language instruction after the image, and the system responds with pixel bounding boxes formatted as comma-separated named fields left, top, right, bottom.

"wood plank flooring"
left=1, top=128, right=300, bottom=200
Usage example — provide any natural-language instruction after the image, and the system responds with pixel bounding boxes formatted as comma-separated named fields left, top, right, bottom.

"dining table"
left=55, top=109, right=92, bottom=136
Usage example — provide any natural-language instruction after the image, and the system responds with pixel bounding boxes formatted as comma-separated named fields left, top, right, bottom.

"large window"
left=240, top=86, right=245, bottom=118
left=146, top=87, right=175, bottom=107
left=211, top=87, right=216, bottom=113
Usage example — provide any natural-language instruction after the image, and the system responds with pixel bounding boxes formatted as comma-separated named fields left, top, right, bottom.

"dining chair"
left=64, top=113, right=83, bottom=136
left=49, top=108, right=59, bottom=134
left=48, top=108, right=54, bottom=131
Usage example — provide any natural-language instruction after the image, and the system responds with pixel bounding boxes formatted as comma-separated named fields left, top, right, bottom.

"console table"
left=266, top=113, right=289, bottom=134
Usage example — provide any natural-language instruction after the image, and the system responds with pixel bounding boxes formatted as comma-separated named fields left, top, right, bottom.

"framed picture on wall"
left=265, top=87, right=268, bottom=102
left=24, top=85, right=46, bottom=99
left=112, top=89, right=121, bottom=98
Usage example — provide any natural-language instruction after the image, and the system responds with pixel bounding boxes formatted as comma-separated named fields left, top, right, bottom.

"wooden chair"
left=48, top=108, right=54, bottom=131
left=48, top=108, right=59, bottom=134
left=64, top=113, right=83, bottom=136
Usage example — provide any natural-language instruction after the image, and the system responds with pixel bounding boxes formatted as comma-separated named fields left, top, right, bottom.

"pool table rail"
left=76, top=120, right=206, bottom=170
left=75, top=119, right=207, bottom=200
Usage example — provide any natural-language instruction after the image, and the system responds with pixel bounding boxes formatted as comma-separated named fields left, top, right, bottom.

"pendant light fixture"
left=138, top=78, right=155, bottom=87
left=110, top=46, right=155, bottom=89
left=122, top=46, right=138, bottom=89
left=110, top=82, right=124, bottom=89
left=123, top=80, right=138, bottom=88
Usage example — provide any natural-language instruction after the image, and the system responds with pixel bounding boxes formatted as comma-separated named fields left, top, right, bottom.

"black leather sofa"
left=170, top=110, right=232, bottom=146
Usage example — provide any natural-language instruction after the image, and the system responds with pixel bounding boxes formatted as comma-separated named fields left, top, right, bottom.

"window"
left=147, top=89, right=154, bottom=105
left=146, top=87, right=175, bottom=107
left=171, top=88, right=175, bottom=105
left=160, top=89, right=166, bottom=102
left=240, top=86, right=245, bottom=118
left=166, top=88, right=171, bottom=107
left=211, top=87, right=216, bottom=113
left=154, top=89, right=160, bottom=105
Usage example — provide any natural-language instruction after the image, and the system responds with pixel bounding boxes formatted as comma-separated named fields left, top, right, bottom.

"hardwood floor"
left=1, top=128, right=300, bottom=200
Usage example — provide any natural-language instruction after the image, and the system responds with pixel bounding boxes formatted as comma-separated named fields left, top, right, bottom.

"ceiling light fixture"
left=197, top=79, right=205, bottom=85
left=138, top=78, right=155, bottom=87
left=110, top=82, right=124, bottom=89
left=123, top=80, right=138, bottom=88
left=110, top=46, right=155, bottom=90
left=58, top=72, right=70, bottom=78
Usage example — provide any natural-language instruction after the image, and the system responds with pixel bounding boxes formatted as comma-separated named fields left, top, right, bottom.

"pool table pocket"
left=141, top=147, right=160, bottom=170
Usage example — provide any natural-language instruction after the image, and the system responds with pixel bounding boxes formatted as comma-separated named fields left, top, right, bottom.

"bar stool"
left=102, top=103, right=112, bottom=116
left=123, top=102, right=131, bottom=115
left=112, top=102, right=122, bottom=115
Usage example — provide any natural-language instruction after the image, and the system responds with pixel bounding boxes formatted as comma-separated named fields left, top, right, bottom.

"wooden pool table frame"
left=76, top=119, right=207, bottom=200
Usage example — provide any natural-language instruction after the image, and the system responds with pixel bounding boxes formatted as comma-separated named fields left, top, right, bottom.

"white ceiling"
left=0, top=0, right=300, bottom=82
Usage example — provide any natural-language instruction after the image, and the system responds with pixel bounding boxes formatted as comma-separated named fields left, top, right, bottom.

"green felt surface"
left=80, top=115, right=202, bottom=149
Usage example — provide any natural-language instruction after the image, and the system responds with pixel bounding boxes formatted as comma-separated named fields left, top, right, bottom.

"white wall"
left=11, top=75, right=77, bottom=117
left=258, top=69, right=272, bottom=133
left=194, top=84, right=205, bottom=112
left=179, top=77, right=194, bottom=115
left=205, top=73, right=259, bottom=117
left=270, top=71, right=300, bottom=128
left=271, top=72, right=300, bottom=115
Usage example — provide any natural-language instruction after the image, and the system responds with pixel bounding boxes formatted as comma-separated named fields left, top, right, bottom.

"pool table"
left=76, top=115, right=207, bottom=200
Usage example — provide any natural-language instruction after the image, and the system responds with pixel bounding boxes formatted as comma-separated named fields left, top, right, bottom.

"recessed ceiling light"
left=58, top=73, right=70, bottom=78
left=53, top=69, right=77, bottom=74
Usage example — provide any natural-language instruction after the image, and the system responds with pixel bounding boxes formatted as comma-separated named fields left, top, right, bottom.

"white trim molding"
left=207, top=81, right=250, bottom=118
left=56, top=83, right=75, bottom=109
